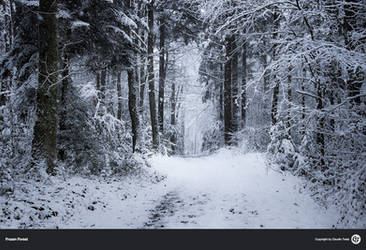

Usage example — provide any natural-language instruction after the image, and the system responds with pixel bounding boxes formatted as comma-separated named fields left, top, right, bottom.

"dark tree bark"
left=128, top=69, right=139, bottom=152
left=286, top=67, right=292, bottom=129
left=261, top=41, right=271, bottom=124
left=158, top=17, right=167, bottom=134
left=139, top=55, right=147, bottom=115
left=31, top=0, right=59, bottom=174
left=96, top=72, right=100, bottom=94
left=126, top=0, right=140, bottom=152
left=271, top=83, right=279, bottom=125
left=0, top=81, right=6, bottom=108
left=219, top=73, right=224, bottom=122
left=271, top=10, right=280, bottom=125
left=300, top=70, right=306, bottom=135
left=148, top=0, right=159, bottom=149
left=170, top=80, right=177, bottom=153
left=1, top=0, right=14, bottom=52
left=0, top=79, right=7, bottom=113
left=231, top=36, right=239, bottom=138
left=224, top=35, right=233, bottom=145
left=58, top=45, right=71, bottom=162
left=316, top=81, right=326, bottom=169
left=138, top=1, right=147, bottom=116
left=99, top=68, right=107, bottom=115
left=241, top=41, right=247, bottom=128
left=262, top=38, right=269, bottom=97
left=117, top=71, right=123, bottom=121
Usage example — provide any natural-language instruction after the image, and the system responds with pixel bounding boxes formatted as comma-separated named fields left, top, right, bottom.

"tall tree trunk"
left=9, top=0, right=14, bottom=46
left=241, top=41, right=247, bottom=128
left=271, top=10, right=279, bottom=125
left=58, top=47, right=71, bottom=162
left=0, top=81, right=6, bottom=108
left=300, top=69, right=306, bottom=136
left=128, top=69, right=139, bottom=152
left=224, top=35, right=233, bottom=145
left=219, top=73, right=224, bottom=122
left=148, top=0, right=158, bottom=149
left=158, top=17, right=166, bottom=134
left=231, top=35, right=239, bottom=139
left=316, top=81, right=326, bottom=169
left=271, top=83, right=279, bottom=125
left=217, top=62, right=224, bottom=122
left=286, top=67, right=292, bottom=129
left=31, top=0, right=59, bottom=174
left=138, top=1, right=146, bottom=117
left=117, top=71, right=123, bottom=121
left=99, top=68, right=107, bottom=115
left=170, top=80, right=177, bottom=153
left=126, top=0, right=140, bottom=152
left=2, top=0, right=13, bottom=52
left=139, top=55, right=147, bottom=115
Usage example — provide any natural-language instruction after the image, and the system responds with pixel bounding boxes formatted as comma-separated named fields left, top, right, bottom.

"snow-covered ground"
left=0, top=150, right=340, bottom=229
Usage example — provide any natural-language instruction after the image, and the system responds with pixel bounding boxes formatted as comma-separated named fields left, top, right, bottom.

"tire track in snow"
left=143, top=191, right=183, bottom=228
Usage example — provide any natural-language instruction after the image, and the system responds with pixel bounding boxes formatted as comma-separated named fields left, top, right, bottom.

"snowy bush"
left=237, top=126, right=270, bottom=153
left=267, top=121, right=297, bottom=171
left=202, top=121, right=223, bottom=153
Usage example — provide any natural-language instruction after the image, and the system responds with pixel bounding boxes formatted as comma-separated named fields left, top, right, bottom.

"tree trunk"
left=58, top=49, right=70, bottom=162
left=224, top=35, right=233, bottom=145
left=271, top=10, right=279, bottom=125
left=126, top=0, right=140, bottom=153
left=0, top=79, right=7, bottom=112
left=139, top=55, right=147, bottom=115
left=96, top=72, right=100, bottom=93
left=231, top=35, right=239, bottom=139
left=148, top=0, right=159, bottom=149
left=271, top=83, right=279, bottom=125
left=300, top=70, right=306, bottom=136
left=241, top=41, right=247, bottom=128
left=158, top=17, right=166, bottom=134
left=31, top=0, right=59, bottom=174
left=286, top=67, right=292, bottom=129
left=117, top=71, right=123, bottom=121
left=128, top=69, right=139, bottom=152
left=138, top=1, right=146, bottom=117
left=170, top=80, right=177, bottom=153
left=99, top=68, right=107, bottom=115
left=219, top=71, right=224, bottom=122
left=316, top=81, right=326, bottom=169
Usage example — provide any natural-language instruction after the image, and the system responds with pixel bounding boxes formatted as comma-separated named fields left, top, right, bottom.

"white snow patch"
left=72, top=21, right=90, bottom=30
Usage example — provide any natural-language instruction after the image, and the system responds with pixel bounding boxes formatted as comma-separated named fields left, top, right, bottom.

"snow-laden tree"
left=196, top=0, right=366, bottom=227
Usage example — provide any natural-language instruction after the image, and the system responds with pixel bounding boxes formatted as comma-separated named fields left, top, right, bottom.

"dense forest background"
left=0, top=0, right=365, bottom=228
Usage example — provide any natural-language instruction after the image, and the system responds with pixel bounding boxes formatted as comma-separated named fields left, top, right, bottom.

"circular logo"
left=351, top=234, right=361, bottom=245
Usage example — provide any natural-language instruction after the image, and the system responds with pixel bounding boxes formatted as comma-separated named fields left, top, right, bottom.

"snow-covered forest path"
left=143, top=150, right=339, bottom=228
left=18, top=150, right=339, bottom=229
